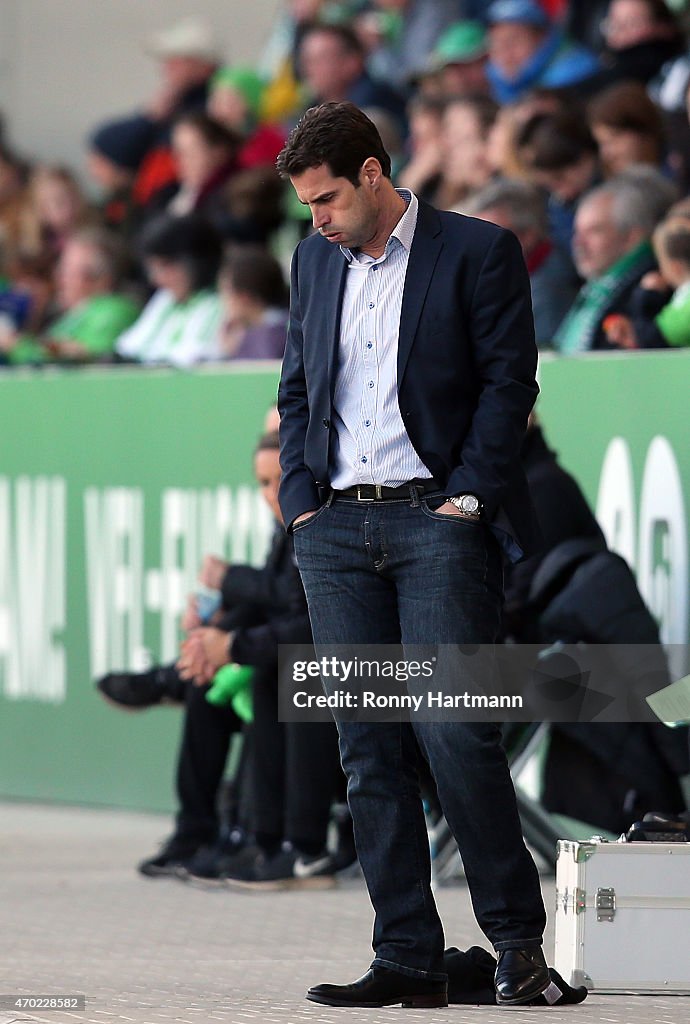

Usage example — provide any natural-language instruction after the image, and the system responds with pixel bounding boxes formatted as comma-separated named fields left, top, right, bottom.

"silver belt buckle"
left=356, top=484, right=382, bottom=501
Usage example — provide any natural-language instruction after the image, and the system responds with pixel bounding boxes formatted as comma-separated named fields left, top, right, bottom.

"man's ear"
left=361, top=158, right=382, bottom=190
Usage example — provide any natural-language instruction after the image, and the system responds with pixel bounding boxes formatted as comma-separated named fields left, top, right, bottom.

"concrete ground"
left=0, top=802, right=687, bottom=1024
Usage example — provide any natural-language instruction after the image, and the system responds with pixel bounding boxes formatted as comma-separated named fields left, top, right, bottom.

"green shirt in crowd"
left=655, top=279, right=690, bottom=348
left=9, top=293, right=139, bottom=365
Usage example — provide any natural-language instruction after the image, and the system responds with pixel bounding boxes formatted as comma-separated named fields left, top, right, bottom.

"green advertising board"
left=0, top=353, right=688, bottom=810
left=0, top=365, right=279, bottom=811
left=537, top=352, right=688, bottom=658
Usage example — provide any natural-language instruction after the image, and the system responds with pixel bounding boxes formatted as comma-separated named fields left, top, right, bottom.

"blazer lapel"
left=397, top=200, right=443, bottom=389
left=323, top=245, right=348, bottom=398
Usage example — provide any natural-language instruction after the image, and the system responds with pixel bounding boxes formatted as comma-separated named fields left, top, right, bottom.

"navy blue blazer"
left=277, top=198, right=540, bottom=560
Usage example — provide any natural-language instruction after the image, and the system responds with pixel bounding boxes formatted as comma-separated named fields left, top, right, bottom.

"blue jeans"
left=293, top=490, right=546, bottom=980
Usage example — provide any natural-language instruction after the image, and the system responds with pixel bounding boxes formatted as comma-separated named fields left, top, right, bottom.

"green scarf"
left=554, top=241, right=654, bottom=355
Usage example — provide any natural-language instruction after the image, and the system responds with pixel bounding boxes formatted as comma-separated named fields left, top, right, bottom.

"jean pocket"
left=420, top=498, right=483, bottom=527
left=291, top=504, right=328, bottom=533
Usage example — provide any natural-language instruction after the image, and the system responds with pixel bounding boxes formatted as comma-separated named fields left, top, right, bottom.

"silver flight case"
left=554, top=838, right=690, bottom=993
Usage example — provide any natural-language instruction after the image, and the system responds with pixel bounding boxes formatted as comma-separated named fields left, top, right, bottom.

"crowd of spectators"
left=3, top=0, right=690, bottom=367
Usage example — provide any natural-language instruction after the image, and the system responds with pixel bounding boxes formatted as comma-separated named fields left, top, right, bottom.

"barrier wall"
left=0, top=353, right=688, bottom=810
left=536, top=353, right=688, bottom=657
left=0, top=365, right=279, bottom=811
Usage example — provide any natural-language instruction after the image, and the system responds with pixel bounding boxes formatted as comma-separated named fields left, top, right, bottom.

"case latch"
left=558, top=887, right=586, bottom=914
left=596, top=886, right=616, bottom=922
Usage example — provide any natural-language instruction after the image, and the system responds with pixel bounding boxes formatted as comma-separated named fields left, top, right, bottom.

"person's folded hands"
left=177, top=627, right=233, bottom=686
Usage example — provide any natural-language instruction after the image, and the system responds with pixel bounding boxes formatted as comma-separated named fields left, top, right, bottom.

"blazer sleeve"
left=277, top=243, right=322, bottom=530
left=221, top=564, right=280, bottom=611
left=228, top=538, right=312, bottom=670
left=445, top=229, right=539, bottom=521
left=230, top=610, right=313, bottom=672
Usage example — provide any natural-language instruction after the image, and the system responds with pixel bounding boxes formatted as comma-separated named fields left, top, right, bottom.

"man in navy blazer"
left=276, top=102, right=548, bottom=1009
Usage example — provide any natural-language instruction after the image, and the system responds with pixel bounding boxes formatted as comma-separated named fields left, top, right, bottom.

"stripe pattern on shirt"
left=330, top=189, right=432, bottom=489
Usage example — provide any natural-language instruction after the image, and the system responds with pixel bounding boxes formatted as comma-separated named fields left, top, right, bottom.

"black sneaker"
left=96, top=665, right=185, bottom=710
left=212, top=843, right=265, bottom=882
left=224, top=843, right=336, bottom=891
left=184, top=831, right=251, bottom=885
left=138, top=834, right=204, bottom=877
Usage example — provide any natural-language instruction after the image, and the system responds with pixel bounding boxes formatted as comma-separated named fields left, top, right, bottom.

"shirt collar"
left=340, top=189, right=418, bottom=264
left=391, top=188, right=417, bottom=252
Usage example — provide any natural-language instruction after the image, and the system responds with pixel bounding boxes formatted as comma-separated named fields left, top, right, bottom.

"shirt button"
left=371, top=265, right=378, bottom=271
left=368, top=381, right=374, bottom=388
left=361, top=456, right=368, bottom=463
left=365, top=420, right=371, bottom=427
left=368, top=302, right=375, bottom=309
left=367, top=342, right=373, bottom=349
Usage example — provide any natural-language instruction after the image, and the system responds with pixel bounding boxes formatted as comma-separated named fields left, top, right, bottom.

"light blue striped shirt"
left=330, top=189, right=433, bottom=489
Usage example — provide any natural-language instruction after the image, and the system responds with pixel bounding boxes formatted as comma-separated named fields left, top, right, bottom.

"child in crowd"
left=604, top=216, right=690, bottom=349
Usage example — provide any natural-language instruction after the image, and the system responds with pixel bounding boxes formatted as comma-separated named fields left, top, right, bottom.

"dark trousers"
left=293, top=492, right=546, bottom=980
left=175, top=670, right=343, bottom=851
left=251, top=670, right=344, bottom=849
left=175, top=679, right=240, bottom=842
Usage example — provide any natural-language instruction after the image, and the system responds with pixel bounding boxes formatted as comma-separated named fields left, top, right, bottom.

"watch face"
left=460, top=494, right=480, bottom=514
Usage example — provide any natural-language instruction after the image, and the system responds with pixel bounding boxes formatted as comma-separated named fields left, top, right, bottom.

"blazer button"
left=323, top=418, right=330, bottom=428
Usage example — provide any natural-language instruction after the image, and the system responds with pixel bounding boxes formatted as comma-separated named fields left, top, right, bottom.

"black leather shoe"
left=96, top=664, right=185, bottom=709
left=307, top=966, right=448, bottom=1008
left=495, top=947, right=550, bottom=1005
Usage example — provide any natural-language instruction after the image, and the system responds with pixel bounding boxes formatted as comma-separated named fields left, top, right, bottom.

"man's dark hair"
left=276, top=102, right=391, bottom=185
left=517, top=111, right=597, bottom=171
left=141, top=214, right=223, bottom=291
left=219, top=246, right=288, bottom=308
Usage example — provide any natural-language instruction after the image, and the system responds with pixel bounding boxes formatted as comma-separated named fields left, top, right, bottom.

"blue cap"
left=487, top=0, right=550, bottom=28
left=90, top=116, right=152, bottom=172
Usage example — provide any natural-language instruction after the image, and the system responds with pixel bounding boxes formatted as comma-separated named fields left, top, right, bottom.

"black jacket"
left=278, top=200, right=540, bottom=559
left=504, top=427, right=604, bottom=638
left=218, top=527, right=312, bottom=673
left=530, top=538, right=689, bottom=829
left=626, top=284, right=671, bottom=349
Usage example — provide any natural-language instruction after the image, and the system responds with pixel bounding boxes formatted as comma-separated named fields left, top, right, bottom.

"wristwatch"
left=447, top=493, right=482, bottom=516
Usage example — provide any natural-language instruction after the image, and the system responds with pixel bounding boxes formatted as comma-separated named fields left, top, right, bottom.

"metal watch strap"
left=448, top=494, right=481, bottom=516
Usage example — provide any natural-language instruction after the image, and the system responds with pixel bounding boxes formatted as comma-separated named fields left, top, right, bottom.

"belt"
left=333, top=479, right=440, bottom=502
